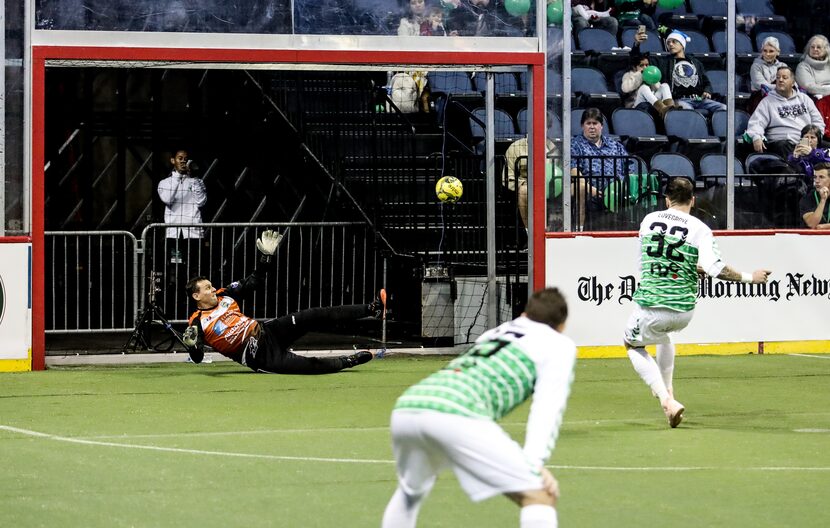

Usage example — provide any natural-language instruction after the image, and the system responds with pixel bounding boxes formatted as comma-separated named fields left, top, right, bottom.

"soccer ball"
left=435, top=176, right=463, bottom=203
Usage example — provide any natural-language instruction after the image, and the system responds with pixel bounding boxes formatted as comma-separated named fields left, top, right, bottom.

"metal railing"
left=45, top=230, right=139, bottom=333
left=45, top=222, right=383, bottom=333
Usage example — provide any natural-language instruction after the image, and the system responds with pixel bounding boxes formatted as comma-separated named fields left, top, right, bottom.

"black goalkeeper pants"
left=243, top=304, right=370, bottom=374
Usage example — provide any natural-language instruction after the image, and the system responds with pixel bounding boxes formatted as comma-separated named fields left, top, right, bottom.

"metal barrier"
left=141, top=222, right=384, bottom=323
left=45, top=223, right=383, bottom=334
left=45, top=231, right=138, bottom=333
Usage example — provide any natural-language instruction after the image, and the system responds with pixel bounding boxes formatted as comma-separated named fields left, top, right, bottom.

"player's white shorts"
left=624, top=304, right=694, bottom=347
left=389, top=409, right=544, bottom=502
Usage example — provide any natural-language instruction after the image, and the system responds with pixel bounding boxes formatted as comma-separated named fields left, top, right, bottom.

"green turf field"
left=1, top=354, right=829, bottom=527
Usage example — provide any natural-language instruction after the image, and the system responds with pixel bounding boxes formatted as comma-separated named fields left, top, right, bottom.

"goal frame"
left=30, top=43, right=547, bottom=370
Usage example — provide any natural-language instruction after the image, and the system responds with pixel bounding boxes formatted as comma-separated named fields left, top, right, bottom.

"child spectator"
left=621, top=50, right=679, bottom=122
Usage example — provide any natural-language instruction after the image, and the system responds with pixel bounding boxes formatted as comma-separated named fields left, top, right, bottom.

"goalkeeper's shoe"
left=662, top=398, right=685, bottom=428
left=343, top=350, right=373, bottom=368
left=369, top=289, right=387, bottom=319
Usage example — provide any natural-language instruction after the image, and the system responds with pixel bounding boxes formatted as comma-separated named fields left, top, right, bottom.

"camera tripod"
left=123, top=271, right=190, bottom=352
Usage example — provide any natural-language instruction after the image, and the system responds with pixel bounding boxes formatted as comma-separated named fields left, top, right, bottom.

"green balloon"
left=547, top=161, right=563, bottom=199
left=657, top=0, right=684, bottom=8
left=505, top=0, right=531, bottom=17
left=642, top=65, right=661, bottom=85
left=547, top=1, right=564, bottom=25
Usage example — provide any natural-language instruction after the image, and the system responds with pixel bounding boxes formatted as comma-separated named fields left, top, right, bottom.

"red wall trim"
left=0, top=237, right=33, bottom=243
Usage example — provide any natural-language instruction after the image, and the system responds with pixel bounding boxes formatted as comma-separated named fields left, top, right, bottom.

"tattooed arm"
left=716, top=265, right=771, bottom=284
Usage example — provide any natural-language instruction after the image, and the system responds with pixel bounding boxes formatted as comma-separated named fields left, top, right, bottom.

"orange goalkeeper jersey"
left=189, top=288, right=260, bottom=360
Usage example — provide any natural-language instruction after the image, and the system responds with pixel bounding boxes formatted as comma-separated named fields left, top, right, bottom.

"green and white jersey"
left=395, top=316, right=577, bottom=466
left=633, top=208, right=726, bottom=312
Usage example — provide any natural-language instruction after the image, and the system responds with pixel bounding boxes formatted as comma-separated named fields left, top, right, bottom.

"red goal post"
left=30, top=36, right=548, bottom=370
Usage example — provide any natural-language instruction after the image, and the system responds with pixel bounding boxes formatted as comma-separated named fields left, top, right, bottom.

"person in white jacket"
left=746, top=66, right=825, bottom=158
left=157, top=149, right=207, bottom=242
left=795, top=34, right=830, bottom=98
left=382, top=287, right=577, bottom=528
left=750, top=36, right=787, bottom=92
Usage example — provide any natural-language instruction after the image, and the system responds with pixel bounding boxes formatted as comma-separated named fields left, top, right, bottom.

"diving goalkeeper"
left=182, top=229, right=385, bottom=374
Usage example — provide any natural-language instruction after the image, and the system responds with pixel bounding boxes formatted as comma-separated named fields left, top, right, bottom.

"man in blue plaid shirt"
left=570, top=108, right=631, bottom=228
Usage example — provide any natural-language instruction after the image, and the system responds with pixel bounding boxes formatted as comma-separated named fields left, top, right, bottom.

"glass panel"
left=35, top=0, right=537, bottom=36
left=6, top=0, right=25, bottom=234
left=735, top=0, right=810, bottom=229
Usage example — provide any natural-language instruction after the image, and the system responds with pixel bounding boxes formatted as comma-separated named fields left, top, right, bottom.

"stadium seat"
left=571, top=67, right=620, bottom=116
left=664, top=110, right=718, bottom=142
left=473, top=72, right=520, bottom=95
left=516, top=107, right=528, bottom=135
left=576, top=28, right=619, bottom=53
left=737, top=0, right=788, bottom=31
left=654, top=2, right=696, bottom=30
left=699, top=153, right=744, bottom=178
left=469, top=107, right=520, bottom=141
left=682, top=29, right=713, bottom=55
left=650, top=152, right=697, bottom=181
left=547, top=71, right=563, bottom=96
left=611, top=107, right=669, bottom=149
left=429, top=71, right=476, bottom=95
left=712, top=31, right=754, bottom=54
left=689, top=0, right=727, bottom=30
left=755, top=31, right=796, bottom=54
left=548, top=113, right=563, bottom=139
left=707, top=70, right=748, bottom=99
left=664, top=109, right=721, bottom=162
left=620, top=28, right=664, bottom=53
left=745, top=152, right=787, bottom=174
left=738, top=0, right=775, bottom=15
left=711, top=109, right=750, bottom=139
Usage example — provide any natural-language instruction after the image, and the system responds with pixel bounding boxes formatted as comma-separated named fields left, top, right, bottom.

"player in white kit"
left=382, top=288, right=577, bottom=528
left=624, top=178, right=771, bottom=427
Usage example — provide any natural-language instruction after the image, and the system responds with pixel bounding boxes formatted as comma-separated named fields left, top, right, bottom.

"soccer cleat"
left=662, top=398, right=685, bottom=428
left=369, top=288, right=388, bottom=319
left=343, top=350, right=373, bottom=368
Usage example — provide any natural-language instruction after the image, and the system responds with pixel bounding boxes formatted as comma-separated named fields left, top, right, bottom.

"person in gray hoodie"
left=795, top=34, right=830, bottom=98
left=750, top=36, right=787, bottom=92
left=747, top=66, right=825, bottom=158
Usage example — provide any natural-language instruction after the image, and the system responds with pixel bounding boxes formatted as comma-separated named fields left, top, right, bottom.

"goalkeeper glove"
left=182, top=325, right=199, bottom=348
left=256, top=229, right=283, bottom=263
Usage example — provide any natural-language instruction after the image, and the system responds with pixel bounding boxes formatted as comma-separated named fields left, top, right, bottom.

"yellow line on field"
left=578, top=341, right=830, bottom=359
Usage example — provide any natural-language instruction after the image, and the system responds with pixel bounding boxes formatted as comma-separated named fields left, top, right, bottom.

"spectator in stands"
left=795, top=34, right=830, bottom=98
left=571, top=108, right=631, bottom=227
left=421, top=5, right=450, bottom=35
left=572, top=1, right=618, bottom=35
left=746, top=66, right=825, bottom=158
left=614, top=0, right=657, bottom=31
left=621, top=46, right=679, bottom=122
left=787, top=124, right=830, bottom=180
left=800, top=162, right=830, bottom=229
left=635, top=30, right=726, bottom=117
left=748, top=36, right=787, bottom=114
left=751, top=36, right=786, bottom=93
left=398, top=0, right=427, bottom=36
left=504, top=136, right=558, bottom=228
left=445, top=0, right=516, bottom=36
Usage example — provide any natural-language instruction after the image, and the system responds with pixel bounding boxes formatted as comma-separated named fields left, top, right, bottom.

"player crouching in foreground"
left=182, top=229, right=386, bottom=374
left=625, top=178, right=771, bottom=428
left=382, top=288, right=577, bottom=528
